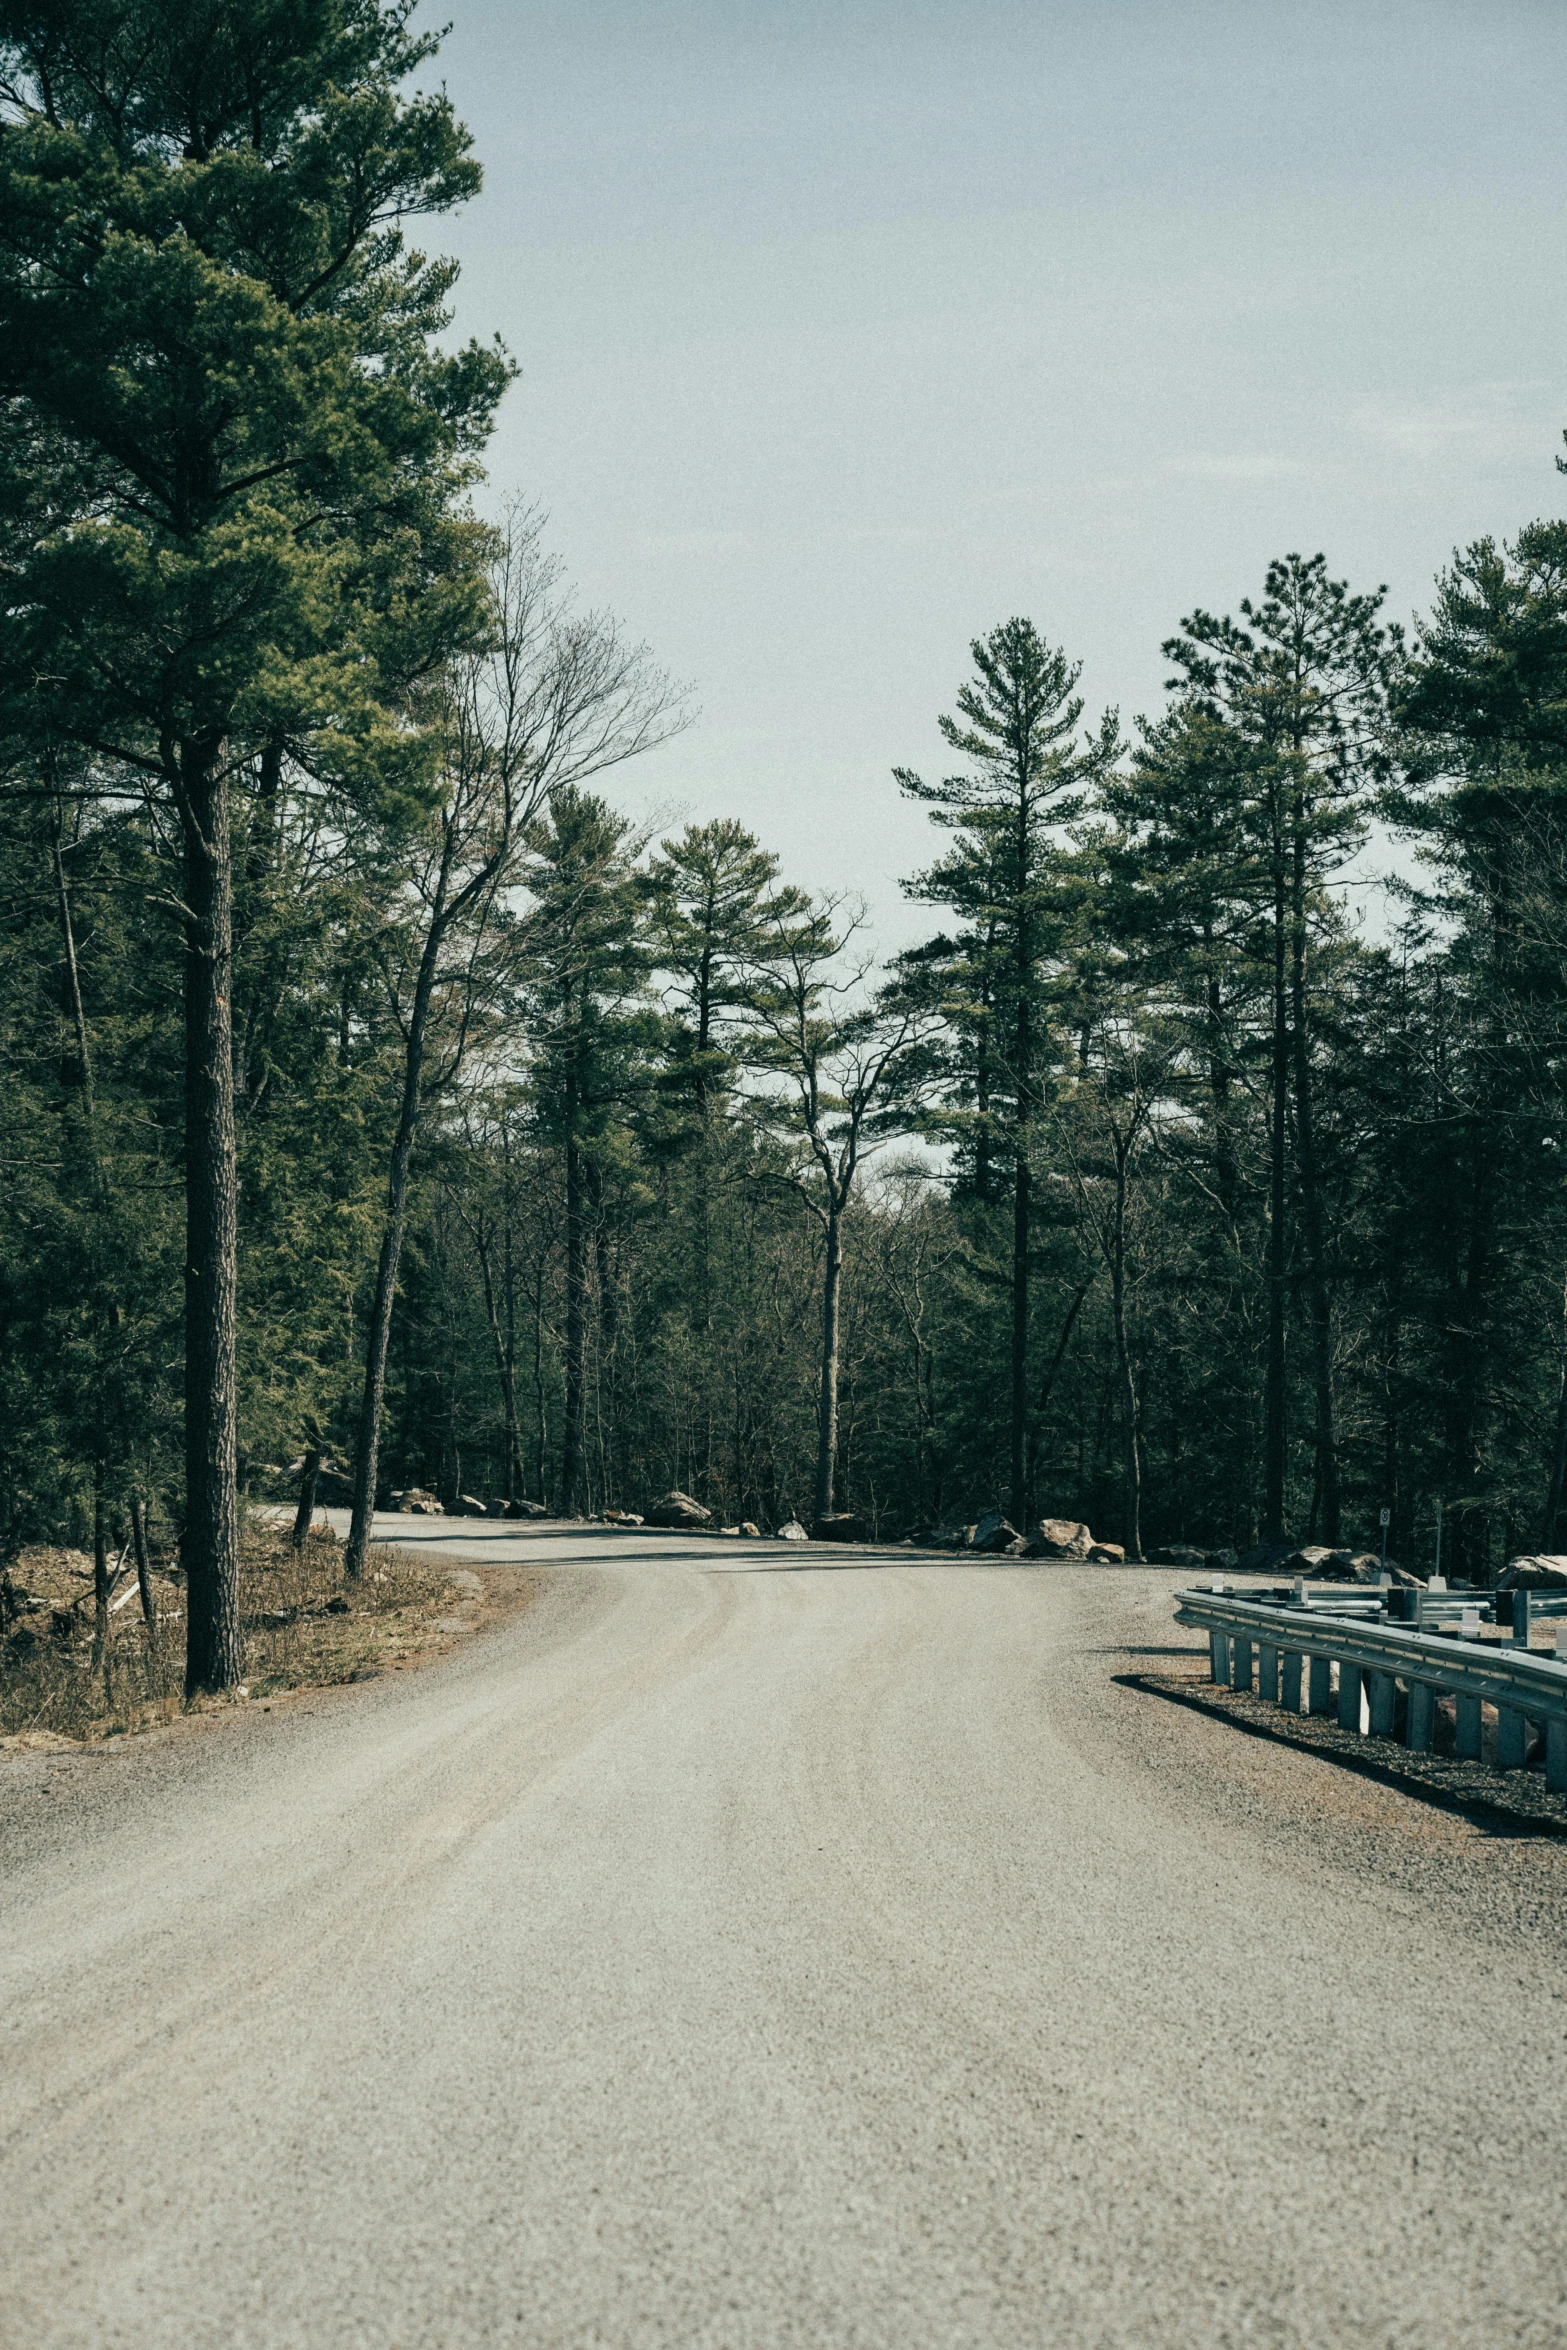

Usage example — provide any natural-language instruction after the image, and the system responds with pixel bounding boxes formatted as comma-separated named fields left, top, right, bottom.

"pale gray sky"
left=434, top=0, right=1567, bottom=946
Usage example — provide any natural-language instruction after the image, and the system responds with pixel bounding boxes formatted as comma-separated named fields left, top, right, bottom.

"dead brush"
left=240, top=1525, right=448, bottom=1696
left=0, top=1544, right=182, bottom=1741
left=1, top=1525, right=452, bottom=1741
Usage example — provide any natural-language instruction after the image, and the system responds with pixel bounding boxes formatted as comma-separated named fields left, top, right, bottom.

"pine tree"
left=1165, top=556, right=1394, bottom=1542
left=1396, top=524, right=1567, bottom=1571
left=0, top=0, right=506, bottom=1687
left=519, top=789, right=657, bottom=1515
left=897, top=619, right=1118, bottom=1527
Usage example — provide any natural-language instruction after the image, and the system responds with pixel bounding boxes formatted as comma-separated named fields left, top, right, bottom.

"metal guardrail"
left=1515, top=1589, right=1567, bottom=1646
left=1173, top=1586, right=1567, bottom=1789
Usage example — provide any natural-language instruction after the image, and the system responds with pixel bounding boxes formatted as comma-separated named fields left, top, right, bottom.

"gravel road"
left=4, top=1520, right=1566, bottom=2349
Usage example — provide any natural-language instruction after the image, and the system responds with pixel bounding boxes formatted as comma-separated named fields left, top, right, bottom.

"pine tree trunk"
left=1449, top=1143, right=1494, bottom=1578
left=476, top=1232, right=523, bottom=1502
left=1010, top=1153, right=1030, bottom=1527
left=591, top=1166, right=621, bottom=1506
left=51, top=799, right=96, bottom=1122
left=1204, top=945, right=1237, bottom=1225
left=291, top=1450, right=322, bottom=1548
left=1379, top=1233, right=1404, bottom=1556
left=1543, top=1316, right=1567, bottom=1553
left=130, top=1492, right=158, bottom=1654
left=1010, top=825, right=1033, bottom=1530
left=344, top=923, right=441, bottom=1579
left=1290, top=810, right=1339, bottom=1544
left=91, top=1480, right=112, bottom=1709
left=1264, top=825, right=1289, bottom=1540
left=974, top=919, right=997, bottom=1201
left=813, top=1205, right=844, bottom=1524
left=532, top=1251, right=549, bottom=1504
left=1109, top=1145, right=1143, bottom=1561
left=181, top=750, right=243, bottom=1695
left=561, top=1126, right=588, bottom=1515
left=502, top=1207, right=522, bottom=1499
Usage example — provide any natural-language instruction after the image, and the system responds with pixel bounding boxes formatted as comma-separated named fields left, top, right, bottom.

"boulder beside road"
left=1498, top=1556, right=1567, bottom=1590
left=971, top=1511, right=1024, bottom=1555
left=812, top=1512, right=867, bottom=1543
left=647, top=1491, right=713, bottom=1529
left=1025, top=1518, right=1094, bottom=1559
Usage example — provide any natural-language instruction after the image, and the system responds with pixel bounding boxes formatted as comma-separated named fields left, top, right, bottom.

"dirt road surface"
left=4, top=1520, right=1565, bottom=2348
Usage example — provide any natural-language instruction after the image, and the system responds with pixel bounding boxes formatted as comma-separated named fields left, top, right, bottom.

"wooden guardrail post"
left=1308, top=1655, right=1333, bottom=1714
left=1232, top=1634, right=1253, bottom=1693
left=1549, top=1722, right=1567, bottom=1792
left=1257, top=1640, right=1279, bottom=1702
left=1281, top=1649, right=1303, bottom=1711
left=1210, top=1631, right=1230, bottom=1684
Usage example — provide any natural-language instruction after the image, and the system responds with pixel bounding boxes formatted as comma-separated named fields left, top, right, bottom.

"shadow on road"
left=1121, top=1669, right=1567, bottom=1842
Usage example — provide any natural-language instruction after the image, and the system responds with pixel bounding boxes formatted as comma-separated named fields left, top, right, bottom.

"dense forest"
left=5, top=2, right=1567, bottom=1701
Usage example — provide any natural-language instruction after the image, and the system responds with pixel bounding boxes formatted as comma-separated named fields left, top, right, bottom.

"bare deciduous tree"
left=746, top=898, right=937, bottom=1527
left=344, top=510, right=687, bottom=1574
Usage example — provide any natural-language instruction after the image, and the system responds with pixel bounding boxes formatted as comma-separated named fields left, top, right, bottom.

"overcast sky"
left=432, top=0, right=1567, bottom=948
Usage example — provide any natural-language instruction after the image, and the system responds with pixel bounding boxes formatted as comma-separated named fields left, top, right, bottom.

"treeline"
left=4, top=6, right=1567, bottom=1707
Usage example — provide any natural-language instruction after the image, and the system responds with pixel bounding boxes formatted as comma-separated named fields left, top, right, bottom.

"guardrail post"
left=1258, top=1641, right=1279, bottom=1703
left=1548, top=1721, right=1567, bottom=1793
left=1210, top=1631, right=1230, bottom=1684
left=1455, top=1694, right=1483, bottom=1761
left=1281, top=1651, right=1303, bottom=1711
left=1407, top=1681, right=1436, bottom=1751
left=1368, top=1670, right=1397, bottom=1737
left=1497, top=1707, right=1527, bottom=1771
left=1232, top=1635, right=1253, bottom=1694
left=1337, top=1661, right=1362, bottom=1732
left=1308, top=1656, right=1332, bottom=1714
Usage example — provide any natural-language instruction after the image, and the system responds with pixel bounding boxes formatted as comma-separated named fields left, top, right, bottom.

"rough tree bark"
left=180, top=749, right=243, bottom=1694
left=475, top=1229, right=524, bottom=1501
left=560, top=1043, right=589, bottom=1515
left=1290, top=794, right=1339, bottom=1545
left=129, top=1492, right=157, bottom=1651
left=1264, top=801, right=1289, bottom=1542
left=344, top=910, right=443, bottom=1580
left=1009, top=827, right=1035, bottom=1533
left=291, top=1448, right=322, bottom=1549
left=1107, top=1142, right=1144, bottom=1562
left=91, top=1481, right=111, bottom=1709
left=813, top=1206, right=845, bottom=1525
left=1543, top=1329, right=1567, bottom=1554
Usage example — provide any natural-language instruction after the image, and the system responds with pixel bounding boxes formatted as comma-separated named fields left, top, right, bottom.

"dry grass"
left=0, top=1522, right=465, bottom=1745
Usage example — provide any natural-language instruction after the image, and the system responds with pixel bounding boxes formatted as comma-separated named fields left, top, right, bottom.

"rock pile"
left=1234, top=1541, right=1423, bottom=1587
left=389, top=1488, right=443, bottom=1515
left=1028, top=1518, right=1093, bottom=1559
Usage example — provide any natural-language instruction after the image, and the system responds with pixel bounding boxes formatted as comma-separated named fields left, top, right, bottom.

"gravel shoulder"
left=3, top=1538, right=1565, bottom=2350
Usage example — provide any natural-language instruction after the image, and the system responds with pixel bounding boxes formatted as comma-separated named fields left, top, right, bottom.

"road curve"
left=3, top=1522, right=1565, bottom=2350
